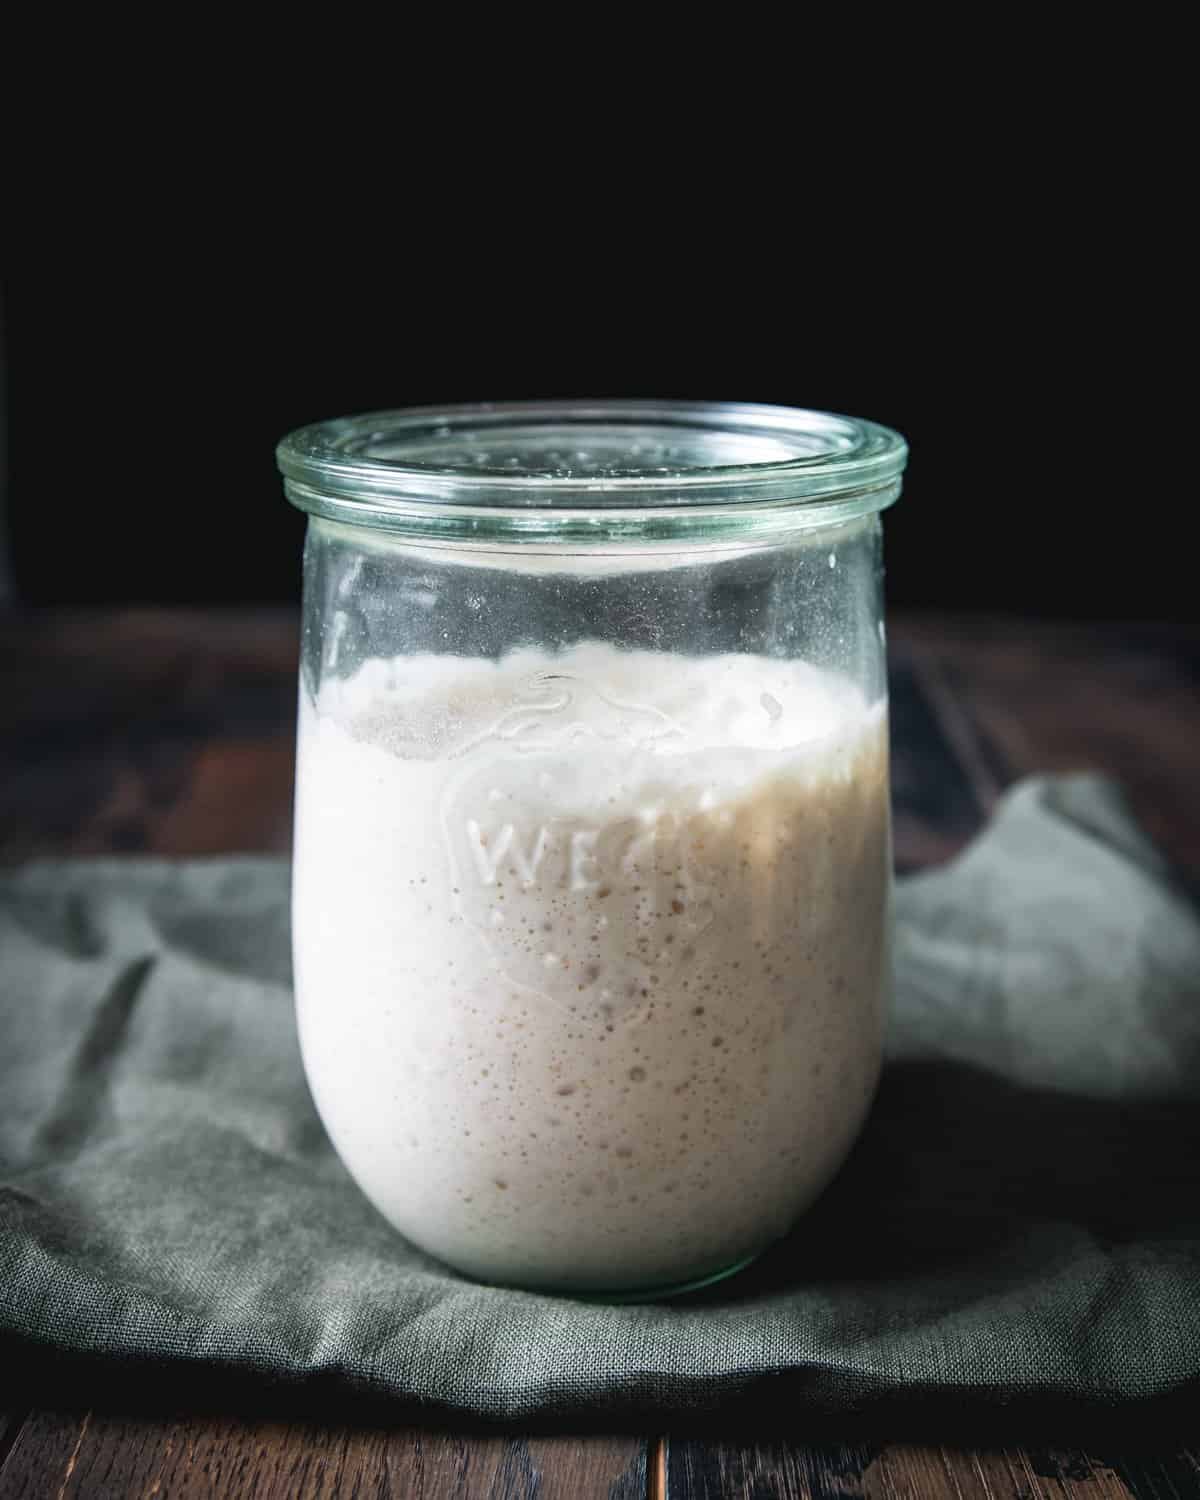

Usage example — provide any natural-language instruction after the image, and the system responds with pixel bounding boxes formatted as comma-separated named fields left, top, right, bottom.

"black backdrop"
left=1, top=186, right=1174, bottom=618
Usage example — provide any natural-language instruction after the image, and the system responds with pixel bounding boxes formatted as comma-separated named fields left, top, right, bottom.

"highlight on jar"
left=276, top=400, right=908, bottom=1298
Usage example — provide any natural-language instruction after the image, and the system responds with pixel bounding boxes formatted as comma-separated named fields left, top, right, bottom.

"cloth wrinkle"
left=29, top=953, right=157, bottom=1159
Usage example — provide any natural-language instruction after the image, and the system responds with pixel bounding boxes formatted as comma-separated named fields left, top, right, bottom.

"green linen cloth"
left=2, top=776, right=1198, bottom=1427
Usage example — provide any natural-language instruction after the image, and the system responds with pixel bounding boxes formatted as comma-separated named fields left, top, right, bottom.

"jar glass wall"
left=278, top=401, right=906, bottom=1297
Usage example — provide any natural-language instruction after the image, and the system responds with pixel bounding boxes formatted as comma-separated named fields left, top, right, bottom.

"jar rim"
left=277, top=400, right=907, bottom=543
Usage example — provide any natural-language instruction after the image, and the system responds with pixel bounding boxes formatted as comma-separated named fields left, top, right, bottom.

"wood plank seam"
left=0, top=1411, right=31, bottom=1483
left=54, top=1409, right=90, bottom=1500
left=648, top=1435, right=667, bottom=1500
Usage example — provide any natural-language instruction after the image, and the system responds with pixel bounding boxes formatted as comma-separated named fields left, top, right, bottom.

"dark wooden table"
left=1, top=609, right=1198, bottom=1500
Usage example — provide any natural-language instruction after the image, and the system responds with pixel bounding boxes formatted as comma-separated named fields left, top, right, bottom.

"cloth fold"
left=2, top=776, right=1199, bottom=1426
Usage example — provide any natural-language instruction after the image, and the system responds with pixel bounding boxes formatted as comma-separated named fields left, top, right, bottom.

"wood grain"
left=666, top=1438, right=1200, bottom=1498
left=0, top=1410, right=646, bottom=1499
left=666, top=1436, right=879, bottom=1497
left=0, top=1416, right=26, bottom=1485
left=0, top=608, right=298, bottom=860
left=866, top=1445, right=1133, bottom=1499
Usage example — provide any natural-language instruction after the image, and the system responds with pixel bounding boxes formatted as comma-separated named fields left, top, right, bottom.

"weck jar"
left=276, top=400, right=908, bottom=1297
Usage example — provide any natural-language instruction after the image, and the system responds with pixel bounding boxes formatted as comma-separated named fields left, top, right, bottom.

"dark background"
left=0, top=144, right=1178, bottom=619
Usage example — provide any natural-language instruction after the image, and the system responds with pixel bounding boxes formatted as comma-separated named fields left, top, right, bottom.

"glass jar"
left=277, top=400, right=907, bottom=1298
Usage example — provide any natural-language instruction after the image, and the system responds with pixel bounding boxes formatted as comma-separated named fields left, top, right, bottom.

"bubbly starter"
left=293, top=644, right=890, bottom=1291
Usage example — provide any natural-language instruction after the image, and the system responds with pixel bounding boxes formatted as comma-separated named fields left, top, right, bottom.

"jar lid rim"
left=277, top=401, right=907, bottom=523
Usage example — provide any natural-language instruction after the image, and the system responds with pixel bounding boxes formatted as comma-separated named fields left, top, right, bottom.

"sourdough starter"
left=293, top=644, right=890, bottom=1291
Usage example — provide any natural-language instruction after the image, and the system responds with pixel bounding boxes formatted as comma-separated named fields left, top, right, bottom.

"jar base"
left=477, top=1247, right=764, bottom=1304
